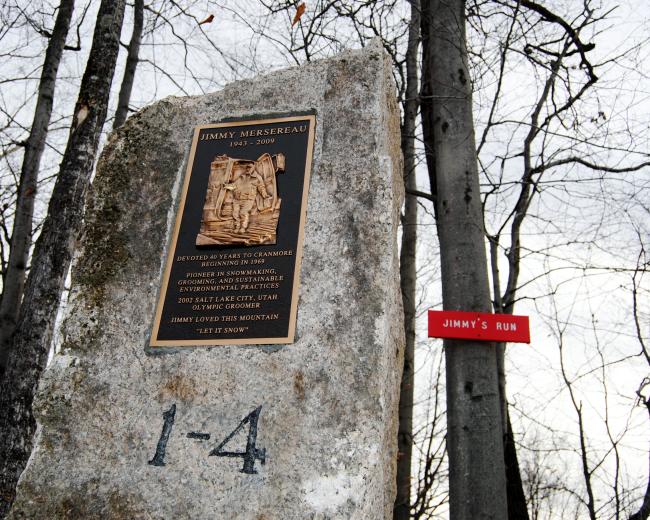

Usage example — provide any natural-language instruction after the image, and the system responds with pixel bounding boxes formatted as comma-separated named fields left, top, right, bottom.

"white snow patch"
left=51, top=352, right=78, bottom=368
left=302, top=472, right=364, bottom=512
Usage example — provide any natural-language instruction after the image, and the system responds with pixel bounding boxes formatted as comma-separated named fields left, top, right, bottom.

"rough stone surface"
left=10, top=42, right=404, bottom=520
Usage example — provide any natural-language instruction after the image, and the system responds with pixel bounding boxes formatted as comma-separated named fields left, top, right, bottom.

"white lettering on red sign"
left=429, top=310, right=530, bottom=343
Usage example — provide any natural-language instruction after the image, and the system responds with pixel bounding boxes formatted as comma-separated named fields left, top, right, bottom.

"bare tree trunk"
left=629, top=384, right=650, bottom=520
left=0, top=0, right=75, bottom=378
left=113, top=0, right=143, bottom=130
left=504, top=408, right=529, bottom=519
left=629, top=276, right=650, bottom=520
left=421, top=0, right=507, bottom=518
left=419, top=2, right=436, bottom=215
left=394, top=1, right=420, bottom=518
left=492, top=244, right=529, bottom=518
left=0, top=1, right=126, bottom=515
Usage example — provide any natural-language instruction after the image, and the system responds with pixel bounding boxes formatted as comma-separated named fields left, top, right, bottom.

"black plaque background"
left=152, top=116, right=314, bottom=345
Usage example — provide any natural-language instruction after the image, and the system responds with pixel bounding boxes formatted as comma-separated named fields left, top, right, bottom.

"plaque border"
left=149, top=114, right=316, bottom=347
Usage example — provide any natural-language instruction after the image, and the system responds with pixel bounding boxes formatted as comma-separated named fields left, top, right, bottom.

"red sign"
left=428, top=310, right=530, bottom=343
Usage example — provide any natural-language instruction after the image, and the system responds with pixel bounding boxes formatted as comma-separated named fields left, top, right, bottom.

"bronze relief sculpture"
left=196, top=153, right=285, bottom=246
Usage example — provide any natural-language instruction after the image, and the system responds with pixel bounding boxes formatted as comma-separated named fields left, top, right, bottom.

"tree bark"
left=0, top=1, right=126, bottom=516
left=504, top=408, right=529, bottom=519
left=0, top=0, right=75, bottom=378
left=394, top=1, right=420, bottom=519
left=628, top=392, right=650, bottom=520
left=113, top=0, right=143, bottom=130
left=421, top=0, right=508, bottom=518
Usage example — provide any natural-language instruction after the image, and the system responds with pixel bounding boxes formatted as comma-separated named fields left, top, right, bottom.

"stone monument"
left=10, top=41, right=404, bottom=519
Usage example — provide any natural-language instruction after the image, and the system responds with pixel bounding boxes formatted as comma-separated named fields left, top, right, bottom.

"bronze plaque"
left=150, top=114, right=316, bottom=347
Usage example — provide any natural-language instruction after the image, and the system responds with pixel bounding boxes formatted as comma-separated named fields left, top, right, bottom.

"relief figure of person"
left=224, top=164, right=271, bottom=233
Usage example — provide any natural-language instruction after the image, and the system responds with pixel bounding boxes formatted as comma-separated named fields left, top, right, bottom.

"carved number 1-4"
left=148, top=404, right=176, bottom=466
left=209, top=405, right=266, bottom=474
